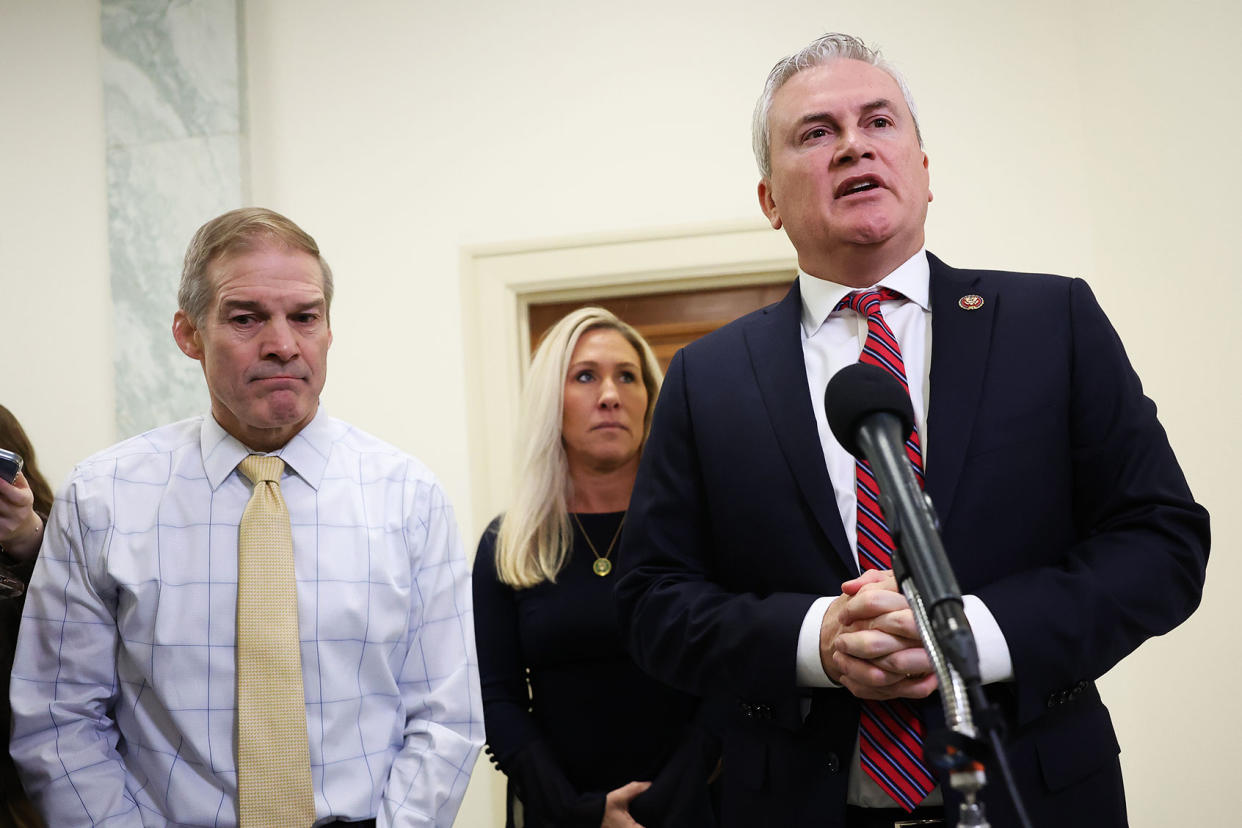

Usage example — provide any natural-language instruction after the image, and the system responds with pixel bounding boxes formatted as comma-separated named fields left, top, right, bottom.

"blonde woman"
left=472, top=308, right=717, bottom=828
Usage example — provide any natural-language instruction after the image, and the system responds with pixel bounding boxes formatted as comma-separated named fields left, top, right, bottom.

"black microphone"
left=825, top=363, right=980, bottom=684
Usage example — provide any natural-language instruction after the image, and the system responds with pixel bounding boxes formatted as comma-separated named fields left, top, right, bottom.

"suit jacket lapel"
left=744, top=282, right=856, bottom=572
left=925, top=253, right=996, bottom=522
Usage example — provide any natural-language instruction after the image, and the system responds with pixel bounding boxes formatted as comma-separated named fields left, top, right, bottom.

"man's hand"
left=0, top=473, right=43, bottom=561
left=601, top=781, right=651, bottom=828
left=819, top=570, right=937, bottom=700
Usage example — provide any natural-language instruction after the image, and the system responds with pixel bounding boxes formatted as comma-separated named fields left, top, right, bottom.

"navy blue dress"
left=473, top=513, right=716, bottom=827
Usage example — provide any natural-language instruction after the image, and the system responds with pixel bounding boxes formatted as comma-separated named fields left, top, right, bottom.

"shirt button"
left=826, top=753, right=841, bottom=773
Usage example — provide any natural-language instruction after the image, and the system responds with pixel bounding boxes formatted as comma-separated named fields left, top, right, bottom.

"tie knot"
left=836, top=286, right=902, bottom=316
left=239, top=454, right=285, bottom=485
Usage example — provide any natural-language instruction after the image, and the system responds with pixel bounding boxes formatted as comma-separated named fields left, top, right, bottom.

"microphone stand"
left=858, top=415, right=1027, bottom=828
left=899, top=574, right=990, bottom=828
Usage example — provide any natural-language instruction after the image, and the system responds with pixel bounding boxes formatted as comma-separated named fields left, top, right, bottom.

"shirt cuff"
left=795, top=596, right=840, bottom=687
left=962, top=594, right=1014, bottom=683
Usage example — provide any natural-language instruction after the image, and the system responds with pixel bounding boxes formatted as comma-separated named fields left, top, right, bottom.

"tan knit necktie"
left=236, top=455, right=316, bottom=827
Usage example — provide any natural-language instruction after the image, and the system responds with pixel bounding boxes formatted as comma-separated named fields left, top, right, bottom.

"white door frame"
left=459, top=219, right=797, bottom=535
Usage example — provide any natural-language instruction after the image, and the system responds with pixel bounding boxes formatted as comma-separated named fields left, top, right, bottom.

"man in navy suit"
left=615, top=33, right=1208, bottom=828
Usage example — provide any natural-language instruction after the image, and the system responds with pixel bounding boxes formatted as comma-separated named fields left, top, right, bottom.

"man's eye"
left=293, top=314, right=319, bottom=324
left=803, top=126, right=830, bottom=141
left=230, top=315, right=257, bottom=326
left=870, top=116, right=892, bottom=128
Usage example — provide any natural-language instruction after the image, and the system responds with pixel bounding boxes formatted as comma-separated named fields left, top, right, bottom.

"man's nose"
left=833, top=126, right=874, bottom=166
left=262, top=320, right=299, bottom=361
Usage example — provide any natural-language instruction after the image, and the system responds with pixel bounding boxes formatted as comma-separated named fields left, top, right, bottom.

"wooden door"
left=528, top=281, right=790, bottom=372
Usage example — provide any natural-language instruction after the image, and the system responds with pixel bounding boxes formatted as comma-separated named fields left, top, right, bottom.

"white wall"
left=242, top=2, right=1241, bottom=824
left=0, top=0, right=113, bottom=486
left=3, top=0, right=1238, bottom=824
left=1075, top=4, right=1241, bottom=823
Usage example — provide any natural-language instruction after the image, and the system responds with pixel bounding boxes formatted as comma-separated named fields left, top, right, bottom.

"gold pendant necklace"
left=571, top=512, right=626, bottom=577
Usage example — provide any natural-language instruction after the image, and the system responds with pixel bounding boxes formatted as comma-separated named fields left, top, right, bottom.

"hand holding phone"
left=0, top=449, right=22, bottom=485
left=0, top=449, right=29, bottom=597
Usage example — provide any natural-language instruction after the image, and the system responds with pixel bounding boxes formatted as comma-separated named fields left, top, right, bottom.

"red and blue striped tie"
left=836, top=287, right=937, bottom=811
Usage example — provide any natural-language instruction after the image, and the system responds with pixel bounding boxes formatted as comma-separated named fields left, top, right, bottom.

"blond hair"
left=494, top=307, right=662, bottom=588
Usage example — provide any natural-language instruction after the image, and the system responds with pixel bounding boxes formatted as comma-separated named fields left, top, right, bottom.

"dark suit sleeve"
left=617, top=349, right=818, bottom=710
left=628, top=711, right=721, bottom=828
left=973, top=278, right=1209, bottom=724
left=471, top=527, right=605, bottom=827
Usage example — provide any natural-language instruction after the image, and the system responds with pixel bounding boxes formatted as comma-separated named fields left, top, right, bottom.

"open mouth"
left=836, top=176, right=883, bottom=198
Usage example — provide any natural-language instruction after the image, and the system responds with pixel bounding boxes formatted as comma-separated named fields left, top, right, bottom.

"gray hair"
left=752, top=33, right=923, bottom=179
left=179, top=207, right=335, bottom=325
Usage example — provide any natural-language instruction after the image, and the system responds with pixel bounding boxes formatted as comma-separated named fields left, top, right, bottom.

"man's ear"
left=758, top=179, right=782, bottom=230
left=172, top=310, right=204, bottom=360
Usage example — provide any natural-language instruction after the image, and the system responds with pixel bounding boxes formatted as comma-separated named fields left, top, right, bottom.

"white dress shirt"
left=789, top=249, right=1013, bottom=807
left=10, top=410, right=483, bottom=827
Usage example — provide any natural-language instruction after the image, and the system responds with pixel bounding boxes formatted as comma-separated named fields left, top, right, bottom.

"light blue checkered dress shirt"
left=10, top=411, right=483, bottom=827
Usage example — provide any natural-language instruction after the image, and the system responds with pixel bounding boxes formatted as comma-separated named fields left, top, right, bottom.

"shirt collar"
left=200, top=407, right=333, bottom=491
left=799, top=248, right=931, bottom=337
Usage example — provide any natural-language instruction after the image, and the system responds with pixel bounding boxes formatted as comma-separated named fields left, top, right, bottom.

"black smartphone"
left=0, top=449, right=30, bottom=598
left=0, top=570, right=23, bottom=599
left=0, top=449, right=22, bottom=485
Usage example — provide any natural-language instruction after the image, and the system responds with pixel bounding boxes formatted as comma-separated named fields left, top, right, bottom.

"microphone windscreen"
left=825, top=363, right=915, bottom=457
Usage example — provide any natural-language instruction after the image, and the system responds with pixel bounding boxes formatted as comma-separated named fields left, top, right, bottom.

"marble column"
left=101, top=0, right=245, bottom=437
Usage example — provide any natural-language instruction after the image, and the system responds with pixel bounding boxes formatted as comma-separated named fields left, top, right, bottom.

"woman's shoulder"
left=473, top=514, right=504, bottom=571
left=484, top=513, right=503, bottom=536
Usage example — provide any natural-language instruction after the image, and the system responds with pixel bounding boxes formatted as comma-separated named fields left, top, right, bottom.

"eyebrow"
left=860, top=98, right=897, bottom=115
left=219, top=298, right=326, bottom=314
left=569, top=359, right=641, bottom=369
left=797, top=98, right=898, bottom=128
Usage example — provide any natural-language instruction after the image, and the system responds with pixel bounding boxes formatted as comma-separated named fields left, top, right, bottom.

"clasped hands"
left=820, top=569, right=938, bottom=700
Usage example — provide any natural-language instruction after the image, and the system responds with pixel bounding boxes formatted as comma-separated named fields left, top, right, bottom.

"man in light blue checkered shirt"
left=10, top=208, right=484, bottom=827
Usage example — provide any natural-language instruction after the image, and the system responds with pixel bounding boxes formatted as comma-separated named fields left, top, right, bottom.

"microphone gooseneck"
left=825, top=362, right=1034, bottom=828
